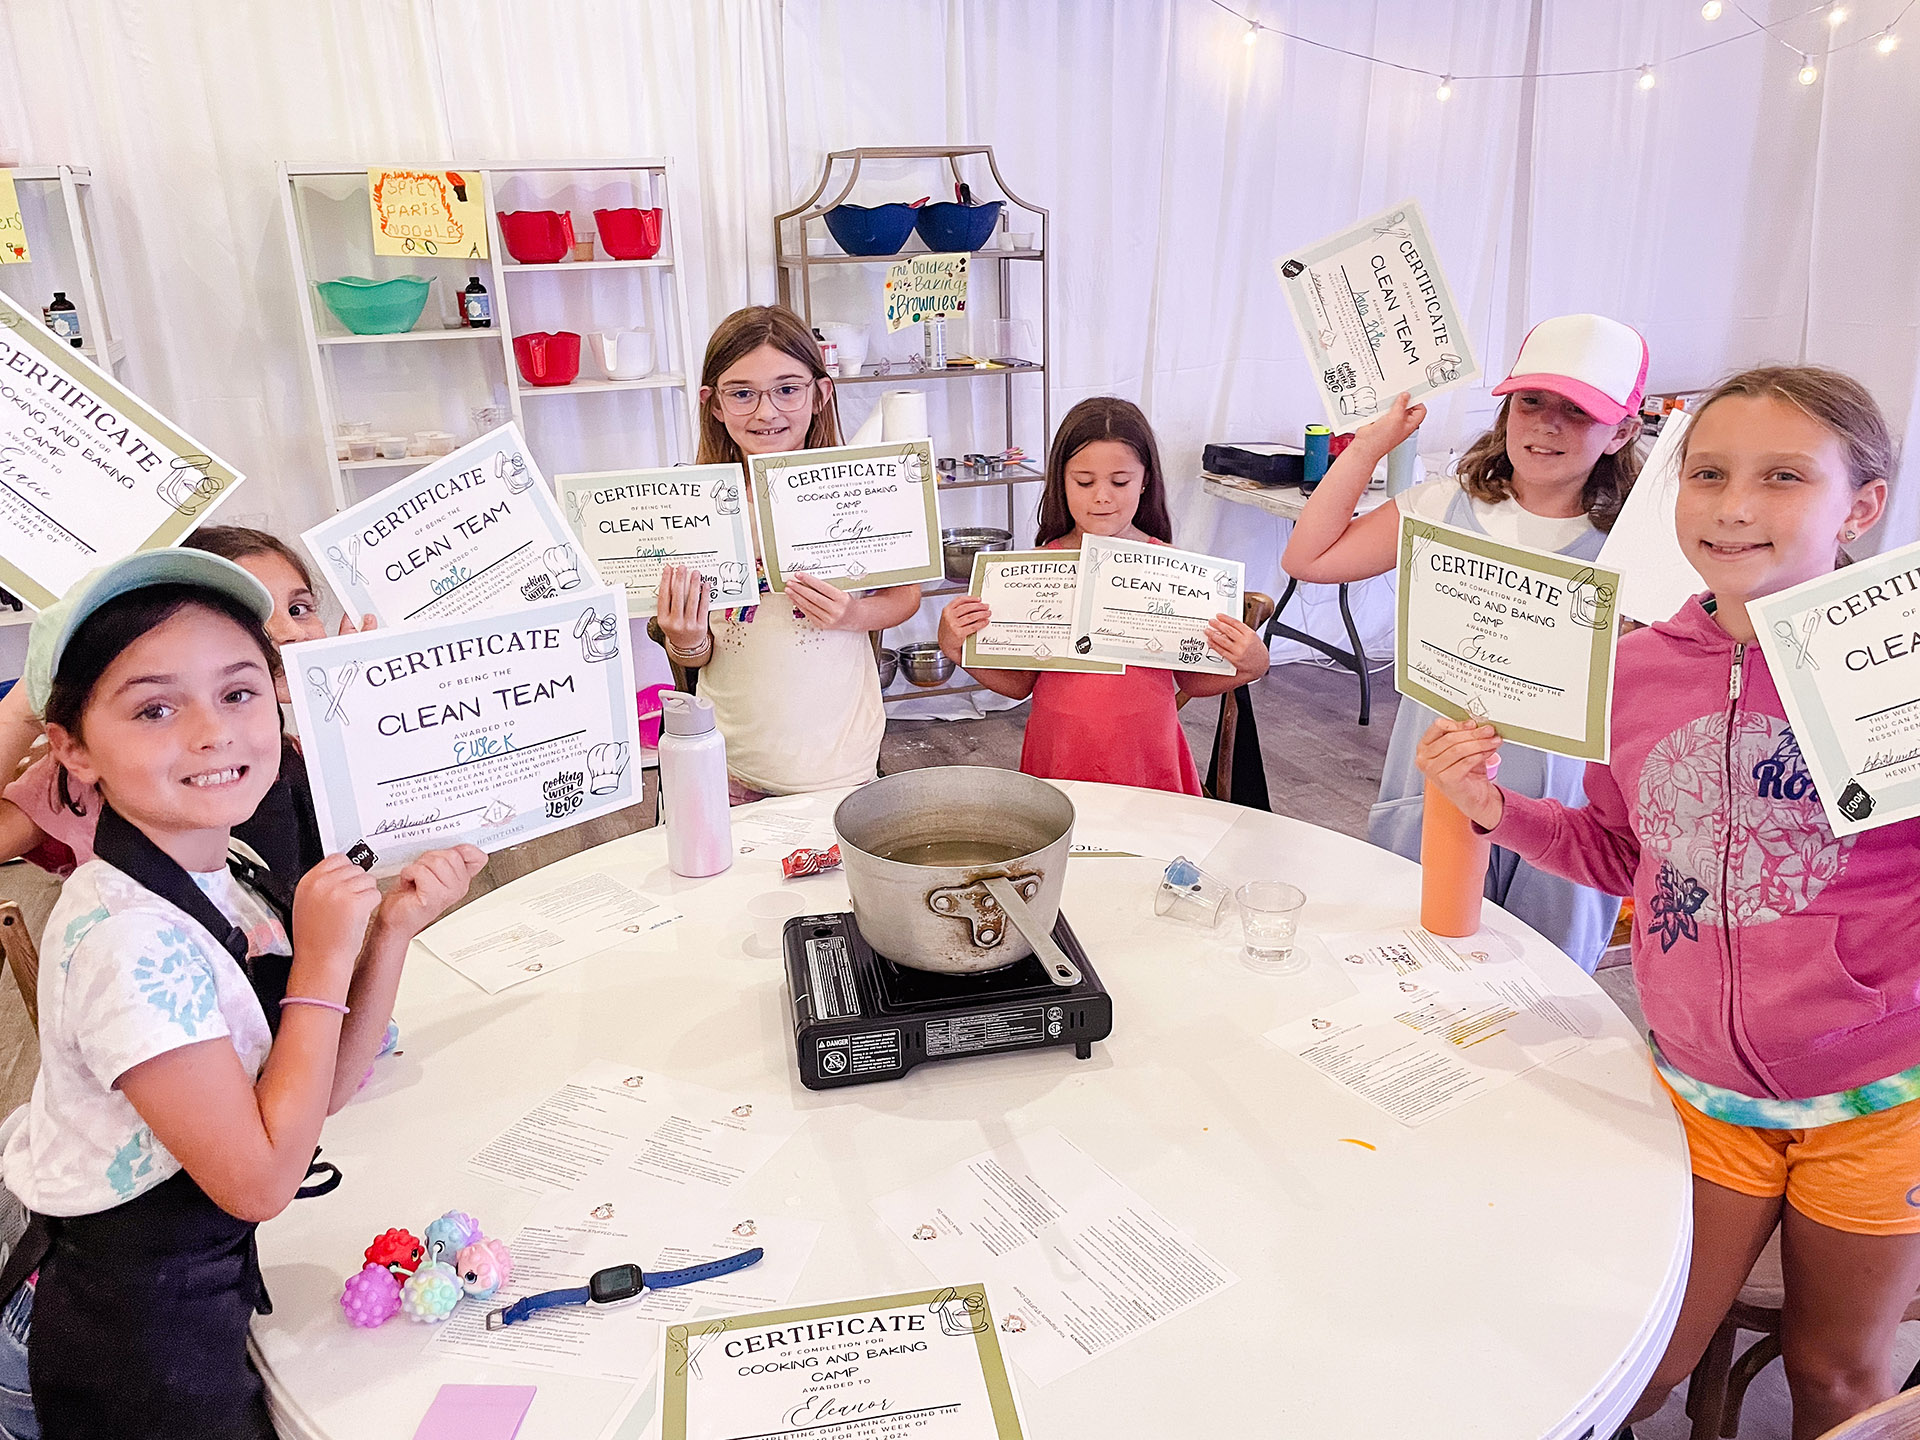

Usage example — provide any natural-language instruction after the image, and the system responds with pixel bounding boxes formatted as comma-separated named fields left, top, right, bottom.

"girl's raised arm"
left=1282, top=395, right=1425, bottom=584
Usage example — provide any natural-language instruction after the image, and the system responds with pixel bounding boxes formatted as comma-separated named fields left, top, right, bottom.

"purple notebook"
left=412, top=1384, right=538, bottom=1440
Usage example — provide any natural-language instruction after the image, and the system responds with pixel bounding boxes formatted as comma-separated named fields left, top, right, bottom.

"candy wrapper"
left=782, top=845, right=842, bottom=878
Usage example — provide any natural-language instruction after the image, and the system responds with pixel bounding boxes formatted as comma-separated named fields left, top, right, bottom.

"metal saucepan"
left=834, top=767, right=1082, bottom=987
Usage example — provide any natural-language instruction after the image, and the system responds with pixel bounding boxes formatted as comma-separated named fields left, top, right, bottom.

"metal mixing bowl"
left=941, top=526, right=1013, bottom=583
left=897, top=641, right=955, bottom=687
left=877, top=646, right=899, bottom=688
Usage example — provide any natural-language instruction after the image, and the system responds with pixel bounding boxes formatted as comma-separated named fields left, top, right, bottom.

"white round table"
left=252, top=781, right=1690, bottom=1440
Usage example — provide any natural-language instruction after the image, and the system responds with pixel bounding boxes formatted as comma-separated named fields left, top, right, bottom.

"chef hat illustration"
left=544, top=544, right=582, bottom=590
left=587, top=742, right=630, bottom=795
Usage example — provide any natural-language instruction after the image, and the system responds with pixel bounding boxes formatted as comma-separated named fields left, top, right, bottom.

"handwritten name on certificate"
left=962, top=550, right=1121, bottom=673
left=1753, top=538, right=1920, bottom=835
left=749, top=439, right=942, bottom=591
left=1068, top=535, right=1242, bottom=675
left=1396, top=516, right=1621, bottom=762
left=302, top=424, right=582, bottom=627
left=285, top=587, right=642, bottom=871
left=557, top=464, right=757, bottom=617
left=661, top=1287, right=1026, bottom=1440
left=0, top=290, right=246, bottom=608
left=1273, top=198, right=1480, bottom=427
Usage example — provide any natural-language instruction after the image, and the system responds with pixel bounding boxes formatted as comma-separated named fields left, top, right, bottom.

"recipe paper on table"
left=285, top=586, right=642, bottom=870
left=749, top=439, right=942, bottom=590
left=557, top=463, right=757, bottom=617
left=660, top=1286, right=1026, bottom=1440
left=0, top=290, right=246, bottom=608
left=1396, top=515, right=1621, bottom=761
left=872, top=1128, right=1237, bottom=1386
left=1068, top=534, right=1241, bottom=675
left=963, top=550, right=1122, bottom=673
left=1753, top=538, right=1920, bottom=836
left=1273, top=197, right=1480, bottom=426
left=301, top=423, right=581, bottom=626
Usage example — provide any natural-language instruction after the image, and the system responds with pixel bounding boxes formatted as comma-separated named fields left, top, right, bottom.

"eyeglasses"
left=715, top=380, right=818, bottom=417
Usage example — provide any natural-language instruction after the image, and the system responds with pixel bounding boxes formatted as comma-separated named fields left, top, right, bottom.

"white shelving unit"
left=279, top=160, right=701, bottom=514
left=0, top=165, right=129, bottom=629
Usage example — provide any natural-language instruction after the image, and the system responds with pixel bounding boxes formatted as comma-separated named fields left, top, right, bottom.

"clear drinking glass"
left=1236, top=882, right=1308, bottom=975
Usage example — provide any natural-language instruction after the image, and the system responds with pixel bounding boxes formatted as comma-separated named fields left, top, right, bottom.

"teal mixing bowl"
left=316, top=276, right=432, bottom=335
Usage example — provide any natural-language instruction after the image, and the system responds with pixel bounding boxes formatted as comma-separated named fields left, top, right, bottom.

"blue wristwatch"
left=485, top=1248, right=765, bottom=1330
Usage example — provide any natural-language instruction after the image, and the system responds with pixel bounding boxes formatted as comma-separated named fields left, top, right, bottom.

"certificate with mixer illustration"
left=285, top=586, right=642, bottom=871
left=1753, top=538, right=1920, bottom=836
left=749, top=439, right=943, bottom=590
left=0, top=290, right=247, bottom=609
left=1067, top=535, right=1241, bottom=675
left=557, top=463, right=758, bottom=617
left=1396, top=515, right=1621, bottom=762
left=660, top=1286, right=1027, bottom=1440
left=302, top=423, right=582, bottom=627
left=963, top=550, right=1122, bottom=673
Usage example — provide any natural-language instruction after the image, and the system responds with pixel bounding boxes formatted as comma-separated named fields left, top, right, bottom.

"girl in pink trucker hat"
left=1283, top=313, right=1649, bottom=971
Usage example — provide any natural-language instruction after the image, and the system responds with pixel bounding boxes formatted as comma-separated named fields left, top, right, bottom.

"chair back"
left=1815, top=1388, right=1920, bottom=1439
left=0, top=901, right=39, bottom=1027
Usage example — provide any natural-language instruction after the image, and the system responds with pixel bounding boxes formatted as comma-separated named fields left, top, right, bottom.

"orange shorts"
left=1661, top=1073, right=1920, bottom=1236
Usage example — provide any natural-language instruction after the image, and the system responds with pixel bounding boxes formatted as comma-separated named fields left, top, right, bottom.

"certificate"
left=556, top=463, right=756, bottom=617
left=1395, top=515, right=1620, bottom=762
left=1067, top=534, right=1242, bottom=675
left=302, top=423, right=581, bottom=627
left=662, top=1287, right=1026, bottom=1440
left=749, top=439, right=942, bottom=590
left=1274, top=198, right=1480, bottom=426
left=1752, top=538, right=1920, bottom=835
left=0, top=290, right=246, bottom=608
left=962, top=550, right=1122, bottom=673
left=284, top=586, right=642, bottom=871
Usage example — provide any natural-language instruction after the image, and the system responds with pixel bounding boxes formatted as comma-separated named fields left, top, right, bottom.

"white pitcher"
left=590, top=329, right=654, bottom=380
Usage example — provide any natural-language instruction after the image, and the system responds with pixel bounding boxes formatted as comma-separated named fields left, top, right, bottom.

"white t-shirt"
left=1396, top=476, right=1596, bottom=553
left=699, top=595, right=885, bottom=796
left=4, top=859, right=287, bottom=1217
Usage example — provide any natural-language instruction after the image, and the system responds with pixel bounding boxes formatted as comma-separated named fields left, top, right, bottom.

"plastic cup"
left=1236, top=882, right=1308, bottom=974
left=747, top=892, right=808, bottom=954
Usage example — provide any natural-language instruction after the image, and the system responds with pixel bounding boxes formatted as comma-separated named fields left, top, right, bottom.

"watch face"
left=590, top=1264, right=644, bottom=1303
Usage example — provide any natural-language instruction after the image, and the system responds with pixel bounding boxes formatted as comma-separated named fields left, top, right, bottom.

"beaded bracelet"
left=281, top=996, right=351, bottom=1016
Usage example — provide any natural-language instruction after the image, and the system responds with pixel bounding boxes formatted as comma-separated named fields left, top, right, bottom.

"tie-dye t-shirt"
left=2, top=858, right=285, bottom=1216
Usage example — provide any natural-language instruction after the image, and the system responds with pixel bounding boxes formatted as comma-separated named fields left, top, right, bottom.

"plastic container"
left=315, top=276, right=431, bottom=335
left=1238, top=881, right=1309, bottom=974
left=659, top=692, right=732, bottom=878
left=498, top=210, right=574, bottom=264
left=822, top=203, right=916, bottom=256
left=513, top=331, right=582, bottom=387
left=914, top=200, right=1003, bottom=252
left=594, top=207, right=663, bottom=259
left=1420, top=792, right=1489, bottom=937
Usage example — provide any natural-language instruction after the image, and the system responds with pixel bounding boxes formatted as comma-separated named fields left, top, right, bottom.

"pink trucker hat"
left=1491, top=314, right=1650, bottom=425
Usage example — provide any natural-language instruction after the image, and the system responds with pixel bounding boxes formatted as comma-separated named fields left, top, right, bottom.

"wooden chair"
left=0, top=901, right=38, bottom=1027
left=1177, top=591, right=1276, bottom=807
left=1812, top=1387, right=1920, bottom=1439
left=1685, top=1230, right=1920, bottom=1438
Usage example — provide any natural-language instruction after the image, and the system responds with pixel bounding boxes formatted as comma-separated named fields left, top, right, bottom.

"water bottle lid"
left=660, top=691, right=716, bottom=736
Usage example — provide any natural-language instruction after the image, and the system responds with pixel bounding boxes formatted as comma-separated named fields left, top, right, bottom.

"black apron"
left=1, top=805, right=335, bottom=1440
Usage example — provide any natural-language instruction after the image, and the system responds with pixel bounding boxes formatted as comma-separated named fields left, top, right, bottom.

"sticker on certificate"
left=557, top=463, right=757, bottom=617
left=0, top=290, right=246, bottom=609
left=284, top=586, right=643, bottom=871
left=962, top=549, right=1122, bottom=673
left=1274, top=198, right=1480, bottom=427
left=1395, top=515, right=1620, bottom=761
left=1068, top=535, right=1242, bottom=675
left=302, top=423, right=581, bottom=627
left=749, top=439, right=942, bottom=591
left=1753, top=538, right=1920, bottom=836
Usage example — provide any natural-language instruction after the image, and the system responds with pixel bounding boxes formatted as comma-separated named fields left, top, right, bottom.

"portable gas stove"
left=784, top=910, right=1113, bottom=1089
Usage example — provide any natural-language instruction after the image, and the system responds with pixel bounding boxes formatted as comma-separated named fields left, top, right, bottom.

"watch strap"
left=486, top=1284, right=592, bottom=1330
left=645, top=1246, right=765, bottom=1291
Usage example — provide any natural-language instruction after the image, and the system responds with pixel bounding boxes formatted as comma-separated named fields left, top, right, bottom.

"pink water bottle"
left=659, top=692, right=732, bottom=877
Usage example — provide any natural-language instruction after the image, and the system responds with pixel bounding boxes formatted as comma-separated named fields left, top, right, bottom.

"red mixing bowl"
left=513, top=331, right=581, bottom=386
left=498, top=210, right=575, bottom=264
left=594, top=207, right=663, bottom=260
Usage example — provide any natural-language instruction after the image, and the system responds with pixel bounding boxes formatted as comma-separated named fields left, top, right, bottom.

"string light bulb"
left=1798, top=55, right=1820, bottom=84
left=1827, top=4, right=1848, bottom=25
left=1435, top=74, right=1454, bottom=101
left=1701, top=0, right=1723, bottom=18
left=1243, top=21, right=1259, bottom=46
left=1637, top=64, right=1656, bottom=90
left=1877, top=27, right=1900, bottom=53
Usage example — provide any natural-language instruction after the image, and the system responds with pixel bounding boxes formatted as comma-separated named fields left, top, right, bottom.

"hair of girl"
left=695, top=305, right=841, bottom=467
left=1034, top=397, right=1174, bottom=547
left=1681, top=365, right=1895, bottom=490
left=43, top=584, right=281, bottom=817
left=185, top=525, right=317, bottom=591
left=1455, top=395, right=1643, bottom=532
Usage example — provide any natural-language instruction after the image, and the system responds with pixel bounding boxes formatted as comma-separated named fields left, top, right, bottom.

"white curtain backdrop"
left=0, top=0, right=1914, bottom=673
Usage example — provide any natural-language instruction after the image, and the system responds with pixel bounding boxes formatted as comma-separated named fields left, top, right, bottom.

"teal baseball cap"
left=23, top=550, right=275, bottom=717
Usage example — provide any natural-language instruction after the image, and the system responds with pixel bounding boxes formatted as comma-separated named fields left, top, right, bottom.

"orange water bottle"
left=1420, top=791, right=1489, bottom=937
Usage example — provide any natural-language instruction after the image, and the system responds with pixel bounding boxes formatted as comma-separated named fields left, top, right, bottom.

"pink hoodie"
left=1490, top=595, right=1920, bottom=1100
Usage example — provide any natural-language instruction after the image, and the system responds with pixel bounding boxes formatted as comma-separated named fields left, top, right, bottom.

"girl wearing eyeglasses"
left=653, top=306, right=922, bottom=801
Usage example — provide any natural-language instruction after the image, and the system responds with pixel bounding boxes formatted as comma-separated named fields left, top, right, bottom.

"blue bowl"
left=914, top=201, right=1004, bottom=253
left=822, top=203, right=917, bottom=257
left=315, top=276, right=431, bottom=335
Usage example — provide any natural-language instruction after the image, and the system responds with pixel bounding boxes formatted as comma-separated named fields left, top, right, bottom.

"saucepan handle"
left=980, top=876, right=1081, bottom=988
